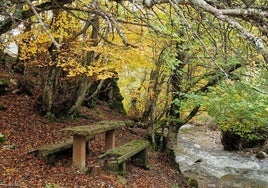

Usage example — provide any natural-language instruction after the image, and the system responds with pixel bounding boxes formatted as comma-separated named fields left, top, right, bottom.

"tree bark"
left=42, top=65, right=61, bottom=114
left=68, top=74, right=92, bottom=114
left=165, top=45, right=242, bottom=161
left=166, top=123, right=180, bottom=161
left=40, top=8, right=61, bottom=115
left=68, top=15, right=99, bottom=114
left=166, top=62, right=184, bottom=160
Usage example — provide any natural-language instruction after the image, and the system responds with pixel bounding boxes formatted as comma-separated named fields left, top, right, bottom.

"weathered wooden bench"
left=60, top=120, right=133, bottom=171
left=35, top=136, right=92, bottom=165
left=100, top=139, right=150, bottom=176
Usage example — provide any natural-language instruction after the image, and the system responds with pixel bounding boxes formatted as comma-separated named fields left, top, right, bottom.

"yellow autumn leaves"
left=14, top=9, right=160, bottom=82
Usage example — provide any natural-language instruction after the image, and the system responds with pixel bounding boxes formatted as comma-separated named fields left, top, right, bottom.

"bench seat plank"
left=60, top=120, right=133, bottom=137
left=37, top=136, right=92, bottom=165
left=106, top=140, right=149, bottom=164
left=104, top=140, right=150, bottom=175
left=38, top=139, right=73, bottom=157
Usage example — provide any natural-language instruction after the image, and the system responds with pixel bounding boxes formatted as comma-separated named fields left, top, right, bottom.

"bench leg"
left=73, top=135, right=86, bottom=171
left=118, top=162, right=126, bottom=176
left=47, top=154, right=56, bottom=166
left=131, top=148, right=149, bottom=169
left=86, top=140, right=90, bottom=154
left=105, top=130, right=115, bottom=151
left=105, top=160, right=126, bottom=176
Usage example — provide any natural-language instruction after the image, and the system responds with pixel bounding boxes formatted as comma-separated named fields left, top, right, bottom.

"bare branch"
left=24, top=0, right=61, bottom=49
left=219, top=8, right=268, bottom=18
left=188, top=0, right=268, bottom=63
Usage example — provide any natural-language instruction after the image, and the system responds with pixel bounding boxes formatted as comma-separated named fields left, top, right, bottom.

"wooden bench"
left=35, top=136, right=92, bottom=165
left=60, top=120, right=133, bottom=171
left=101, top=139, right=150, bottom=176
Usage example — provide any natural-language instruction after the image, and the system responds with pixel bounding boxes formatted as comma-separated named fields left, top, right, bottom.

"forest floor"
left=0, top=92, right=189, bottom=187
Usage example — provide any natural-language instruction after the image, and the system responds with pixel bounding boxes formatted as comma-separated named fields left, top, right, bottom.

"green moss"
left=188, top=178, right=198, bottom=188
left=118, top=162, right=126, bottom=176
left=168, top=148, right=176, bottom=162
left=131, top=148, right=149, bottom=169
left=0, top=133, right=5, bottom=143
left=0, top=79, right=8, bottom=94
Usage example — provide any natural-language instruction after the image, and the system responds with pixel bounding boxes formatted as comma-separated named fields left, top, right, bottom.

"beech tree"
left=1, top=1, right=135, bottom=115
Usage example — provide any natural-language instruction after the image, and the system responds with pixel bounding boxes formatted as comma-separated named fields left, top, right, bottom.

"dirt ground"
left=0, top=93, right=189, bottom=187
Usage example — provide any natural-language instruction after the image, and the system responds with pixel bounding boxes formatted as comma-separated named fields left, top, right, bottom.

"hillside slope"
left=0, top=64, right=188, bottom=187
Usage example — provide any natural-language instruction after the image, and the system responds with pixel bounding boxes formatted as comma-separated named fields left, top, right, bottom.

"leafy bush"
left=204, top=80, right=268, bottom=145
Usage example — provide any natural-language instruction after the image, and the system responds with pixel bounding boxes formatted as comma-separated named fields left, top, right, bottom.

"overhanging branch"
left=179, top=104, right=200, bottom=125
left=0, top=0, right=73, bottom=35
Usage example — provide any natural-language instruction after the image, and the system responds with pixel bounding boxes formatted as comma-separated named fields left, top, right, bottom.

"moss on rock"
left=188, top=178, right=198, bottom=188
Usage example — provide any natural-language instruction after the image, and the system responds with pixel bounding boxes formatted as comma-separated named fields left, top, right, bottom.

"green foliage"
left=188, top=178, right=198, bottom=188
left=0, top=133, right=5, bottom=143
left=67, top=110, right=81, bottom=120
left=44, top=112, right=56, bottom=121
left=0, top=79, right=8, bottom=94
left=203, top=80, right=268, bottom=141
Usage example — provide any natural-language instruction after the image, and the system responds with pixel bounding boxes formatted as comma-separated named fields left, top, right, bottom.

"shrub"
left=203, top=81, right=268, bottom=149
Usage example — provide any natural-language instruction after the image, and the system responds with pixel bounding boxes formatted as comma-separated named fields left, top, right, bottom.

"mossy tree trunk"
left=165, top=43, right=200, bottom=161
left=141, top=50, right=167, bottom=147
left=40, top=9, right=62, bottom=115
left=41, top=64, right=61, bottom=114
left=68, top=15, right=99, bottom=114
left=166, top=55, right=184, bottom=161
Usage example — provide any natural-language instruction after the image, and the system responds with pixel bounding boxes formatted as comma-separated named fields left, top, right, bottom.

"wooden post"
left=73, top=135, right=86, bottom=170
left=105, top=130, right=115, bottom=151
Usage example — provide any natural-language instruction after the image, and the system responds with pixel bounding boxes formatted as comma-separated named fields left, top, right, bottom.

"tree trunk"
left=68, top=74, right=92, bottom=114
left=40, top=10, right=61, bottom=115
left=68, top=15, right=99, bottom=114
left=165, top=42, right=187, bottom=160
left=141, top=58, right=164, bottom=123
left=41, top=65, right=60, bottom=114
left=166, top=123, right=180, bottom=161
